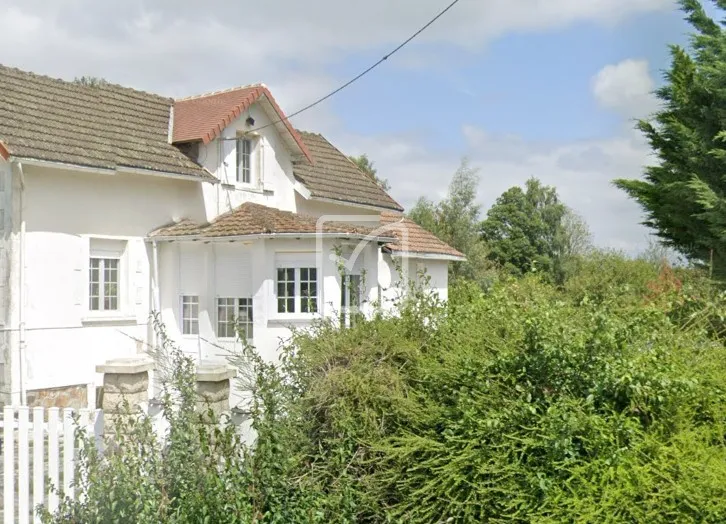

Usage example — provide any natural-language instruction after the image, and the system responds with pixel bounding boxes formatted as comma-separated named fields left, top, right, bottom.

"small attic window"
left=178, top=142, right=200, bottom=162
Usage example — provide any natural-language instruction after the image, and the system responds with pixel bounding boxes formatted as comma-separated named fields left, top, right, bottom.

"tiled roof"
left=150, top=201, right=390, bottom=239
left=380, top=211, right=465, bottom=260
left=293, top=131, right=403, bottom=211
left=0, top=64, right=214, bottom=181
left=172, top=85, right=313, bottom=164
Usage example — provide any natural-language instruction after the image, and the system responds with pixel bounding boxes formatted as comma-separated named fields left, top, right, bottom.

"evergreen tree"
left=615, top=0, right=726, bottom=278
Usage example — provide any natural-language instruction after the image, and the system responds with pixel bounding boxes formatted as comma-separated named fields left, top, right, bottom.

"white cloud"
left=0, top=0, right=674, bottom=105
left=592, top=59, right=660, bottom=119
left=0, top=1, right=671, bottom=253
left=334, top=125, right=656, bottom=254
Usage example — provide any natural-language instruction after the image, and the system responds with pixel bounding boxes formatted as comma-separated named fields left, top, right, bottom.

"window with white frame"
left=217, top=297, right=254, bottom=340
left=341, top=273, right=362, bottom=328
left=300, top=268, right=318, bottom=313
left=181, top=295, right=199, bottom=335
left=89, top=258, right=119, bottom=311
left=236, top=137, right=253, bottom=184
left=275, top=264, right=319, bottom=315
left=88, top=238, right=126, bottom=312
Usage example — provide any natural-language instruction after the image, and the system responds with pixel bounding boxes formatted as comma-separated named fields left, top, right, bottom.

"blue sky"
left=0, top=0, right=707, bottom=253
left=333, top=8, right=687, bottom=145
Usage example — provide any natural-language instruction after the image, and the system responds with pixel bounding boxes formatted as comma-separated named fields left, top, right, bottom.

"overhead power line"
left=248, top=0, right=462, bottom=134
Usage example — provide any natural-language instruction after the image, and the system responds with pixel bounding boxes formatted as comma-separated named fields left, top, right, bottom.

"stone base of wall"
left=26, top=384, right=87, bottom=409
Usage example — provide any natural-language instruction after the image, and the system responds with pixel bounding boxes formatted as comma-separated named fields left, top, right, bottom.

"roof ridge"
left=176, top=83, right=265, bottom=102
left=0, top=63, right=171, bottom=102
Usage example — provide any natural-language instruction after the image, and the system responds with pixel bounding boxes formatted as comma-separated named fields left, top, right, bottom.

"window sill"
left=267, top=314, right=321, bottom=325
left=222, top=182, right=267, bottom=194
left=81, top=314, right=138, bottom=326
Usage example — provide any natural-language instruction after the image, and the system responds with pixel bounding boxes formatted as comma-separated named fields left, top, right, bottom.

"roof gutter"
left=6, top=156, right=218, bottom=184
left=147, top=232, right=398, bottom=243
left=116, top=166, right=219, bottom=184
left=385, top=249, right=466, bottom=262
left=309, top=195, right=403, bottom=213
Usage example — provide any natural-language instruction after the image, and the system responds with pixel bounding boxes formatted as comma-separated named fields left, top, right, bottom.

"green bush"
left=44, top=271, right=726, bottom=523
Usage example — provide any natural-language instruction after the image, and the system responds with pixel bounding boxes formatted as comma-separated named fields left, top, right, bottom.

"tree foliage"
left=44, top=256, right=726, bottom=523
left=73, top=76, right=109, bottom=87
left=407, top=159, right=494, bottom=286
left=615, top=0, right=726, bottom=278
left=349, top=153, right=391, bottom=192
left=481, top=177, right=590, bottom=282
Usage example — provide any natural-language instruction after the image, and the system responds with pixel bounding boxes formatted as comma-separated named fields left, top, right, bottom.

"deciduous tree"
left=350, top=154, right=391, bottom=191
left=407, top=159, right=493, bottom=285
left=481, top=177, right=574, bottom=280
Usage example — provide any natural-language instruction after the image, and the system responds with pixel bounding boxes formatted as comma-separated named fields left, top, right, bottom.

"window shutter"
left=216, top=248, right=251, bottom=297
left=260, top=140, right=273, bottom=191
left=73, top=238, right=88, bottom=307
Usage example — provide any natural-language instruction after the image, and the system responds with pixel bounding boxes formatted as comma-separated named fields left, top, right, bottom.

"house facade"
left=0, top=65, right=463, bottom=408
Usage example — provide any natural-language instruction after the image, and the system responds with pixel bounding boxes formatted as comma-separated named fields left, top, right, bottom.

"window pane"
left=238, top=138, right=252, bottom=184
left=90, top=257, right=119, bottom=311
left=350, top=275, right=362, bottom=308
left=89, top=259, right=100, bottom=310
left=300, top=267, right=318, bottom=313
left=276, top=267, right=296, bottom=313
left=238, top=298, right=254, bottom=340
left=217, top=297, right=235, bottom=338
left=182, top=295, right=199, bottom=335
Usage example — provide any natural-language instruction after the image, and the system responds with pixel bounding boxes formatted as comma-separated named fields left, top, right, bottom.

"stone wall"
left=26, top=383, right=87, bottom=409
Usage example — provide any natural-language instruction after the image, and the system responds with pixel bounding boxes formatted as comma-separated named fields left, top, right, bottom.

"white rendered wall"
left=379, top=254, right=450, bottom=311
left=18, top=165, right=206, bottom=405
left=198, top=103, right=299, bottom=221
left=157, top=235, right=383, bottom=408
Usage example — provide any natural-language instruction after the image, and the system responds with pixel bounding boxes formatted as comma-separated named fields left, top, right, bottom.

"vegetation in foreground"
left=43, top=1, right=726, bottom=521
left=42, top=255, right=726, bottom=523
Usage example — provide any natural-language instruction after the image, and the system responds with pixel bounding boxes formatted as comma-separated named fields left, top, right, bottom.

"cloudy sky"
left=0, top=0, right=704, bottom=253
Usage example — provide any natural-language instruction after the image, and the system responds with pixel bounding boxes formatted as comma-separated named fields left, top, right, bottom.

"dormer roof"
left=172, top=85, right=313, bottom=164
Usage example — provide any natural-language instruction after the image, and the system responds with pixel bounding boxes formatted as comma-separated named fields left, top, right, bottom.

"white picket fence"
left=1, top=406, right=103, bottom=524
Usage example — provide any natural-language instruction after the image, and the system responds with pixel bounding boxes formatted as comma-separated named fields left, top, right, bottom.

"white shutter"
left=260, top=140, right=273, bottom=191
left=179, top=245, right=205, bottom=295
left=73, top=238, right=88, bottom=307
left=216, top=248, right=251, bottom=297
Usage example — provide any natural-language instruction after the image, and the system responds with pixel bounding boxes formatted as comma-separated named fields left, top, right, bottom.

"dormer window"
left=236, top=137, right=252, bottom=184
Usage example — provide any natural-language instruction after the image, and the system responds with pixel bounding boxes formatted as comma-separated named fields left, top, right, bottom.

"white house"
left=0, top=65, right=464, bottom=408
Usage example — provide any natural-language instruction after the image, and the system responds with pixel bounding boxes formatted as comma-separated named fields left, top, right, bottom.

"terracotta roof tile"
left=294, top=131, right=403, bottom=211
left=381, top=211, right=465, bottom=259
left=151, top=202, right=390, bottom=239
left=172, top=85, right=313, bottom=163
left=0, top=64, right=214, bottom=181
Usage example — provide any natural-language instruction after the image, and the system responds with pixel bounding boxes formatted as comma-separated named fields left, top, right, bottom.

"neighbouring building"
left=0, top=64, right=464, bottom=408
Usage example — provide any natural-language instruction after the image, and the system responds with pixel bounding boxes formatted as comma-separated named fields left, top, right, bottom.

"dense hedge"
left=44, top=260, right=726, bottom=523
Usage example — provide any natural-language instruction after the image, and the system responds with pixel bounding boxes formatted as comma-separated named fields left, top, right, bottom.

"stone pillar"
left=196, top=362, right=236, bottom=420
left=96, top=358, right=154, bottom=439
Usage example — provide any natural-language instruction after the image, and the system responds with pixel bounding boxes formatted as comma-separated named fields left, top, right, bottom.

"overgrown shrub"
left=43, top=268, right=726, bottom=523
